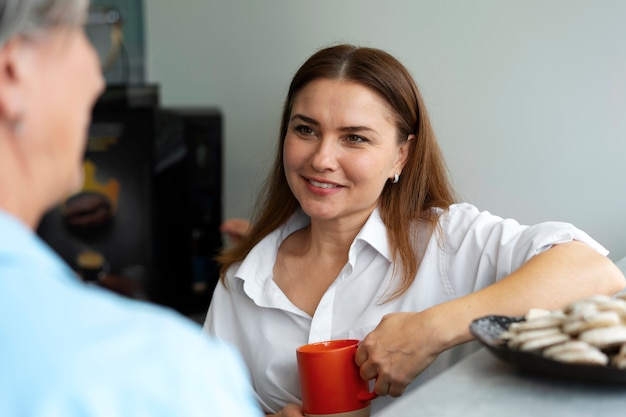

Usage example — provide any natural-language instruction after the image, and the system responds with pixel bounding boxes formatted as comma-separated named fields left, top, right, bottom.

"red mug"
left=297, top=339, right=377, bottom=417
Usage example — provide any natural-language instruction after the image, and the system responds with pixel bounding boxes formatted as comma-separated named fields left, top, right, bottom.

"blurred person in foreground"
left=0, top=1, right=262, bottom=416
left=203, top=44, right=625, bottom=416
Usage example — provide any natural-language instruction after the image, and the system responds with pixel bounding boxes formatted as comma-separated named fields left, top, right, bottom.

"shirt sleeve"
left=440, top=203, right=609, bottom=297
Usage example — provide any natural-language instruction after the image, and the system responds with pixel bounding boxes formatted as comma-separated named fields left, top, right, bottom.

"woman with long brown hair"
left=204, top=44, right=624, bottom=416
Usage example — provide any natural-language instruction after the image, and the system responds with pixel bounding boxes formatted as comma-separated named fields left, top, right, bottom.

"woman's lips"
left=308, top=178, right=338, bottom=189
left=304, top=177, right=343, bottom=195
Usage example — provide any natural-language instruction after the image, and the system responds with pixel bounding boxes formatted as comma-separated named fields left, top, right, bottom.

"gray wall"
left=144, top=0, right=626, bottom=261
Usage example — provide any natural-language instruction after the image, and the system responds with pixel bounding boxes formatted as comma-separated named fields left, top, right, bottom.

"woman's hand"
left=354, top=241, right=626, bottom=398
left=354, top=311, right=442, bottom=398
left=266, top=403, right=304, bottom=417
left=220, top=218, right=251, bottom=245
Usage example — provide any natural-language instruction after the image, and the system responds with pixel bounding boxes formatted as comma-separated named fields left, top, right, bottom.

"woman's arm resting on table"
left=355, top=240, right=626, bottom=397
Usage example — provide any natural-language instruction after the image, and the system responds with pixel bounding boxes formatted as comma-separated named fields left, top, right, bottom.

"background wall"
left=144, top=0, right=626, bottom=261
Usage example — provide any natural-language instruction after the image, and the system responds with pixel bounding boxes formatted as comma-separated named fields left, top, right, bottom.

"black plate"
left=470, top=315, right=626, bottom=383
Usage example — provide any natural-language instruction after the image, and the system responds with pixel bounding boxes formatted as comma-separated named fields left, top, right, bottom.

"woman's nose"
left=309, top=138, right=339, bottom=172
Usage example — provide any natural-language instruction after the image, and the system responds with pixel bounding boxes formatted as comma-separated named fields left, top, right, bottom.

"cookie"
left=507, top=328, right=563, bottom=349
left=596, top=298, right=626, bottom=317
left=561, top=311, right=622, bottom=336
left=519, top=333, right=570, bottom=352
left=579, top=325, right=626, bottom=349
left=564, top=301, right=599, bottom=321
left=497, top=295, right=626, bottom=368
left=550, top=348, right=608, bottom=366
left=525, top=308, right=552, bottom=320
left=543, top=340, right=594, bottom=358
left=510, top=314, right=565, bottom=332
left=543, top=339, right=609, bottom=365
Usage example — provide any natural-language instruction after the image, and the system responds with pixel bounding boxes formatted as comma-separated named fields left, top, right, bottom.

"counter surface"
left=375, top=348, right=626, bottom=417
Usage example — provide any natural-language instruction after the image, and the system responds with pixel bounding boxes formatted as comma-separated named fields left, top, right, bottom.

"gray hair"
left=0, top=0, right=87, bottom=46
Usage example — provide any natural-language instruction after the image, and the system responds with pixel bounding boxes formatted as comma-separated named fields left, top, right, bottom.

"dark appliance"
left=153, top=107, right=224, bottom=314
left=37, top=86, right=223, bottom=316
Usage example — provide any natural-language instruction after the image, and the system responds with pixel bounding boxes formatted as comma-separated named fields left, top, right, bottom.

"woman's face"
left=22, top=25, right=104, bottom=202
left=283, top=78, right=409, bottom=225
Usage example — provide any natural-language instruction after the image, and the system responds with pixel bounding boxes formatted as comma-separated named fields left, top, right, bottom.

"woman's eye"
left=346, top=135, right=367, bottom=144
left=295, top=125, right=315, bottom=136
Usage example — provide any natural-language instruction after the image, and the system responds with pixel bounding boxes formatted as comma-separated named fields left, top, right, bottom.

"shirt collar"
left=352, top=207, right=392, bottom=261
left=0, top=210, right=39, bottom=255
left=234, top=210, right=309, bottom=287
left=234, top=207, right=392, bottom=286
left=0, top=209, right=78, bottom=279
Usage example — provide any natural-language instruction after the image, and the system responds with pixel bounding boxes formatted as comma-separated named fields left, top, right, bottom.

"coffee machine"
left=37, top=86, right=224, bottom=316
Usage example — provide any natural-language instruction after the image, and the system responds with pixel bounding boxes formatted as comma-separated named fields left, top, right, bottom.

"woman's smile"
left=283, top=78, right=409, bottom=223
left=308, top=178, right=338, bottom=189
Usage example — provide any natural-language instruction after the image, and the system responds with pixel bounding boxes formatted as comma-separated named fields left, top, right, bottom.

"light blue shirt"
left=0, top=210, right=262, bottom=417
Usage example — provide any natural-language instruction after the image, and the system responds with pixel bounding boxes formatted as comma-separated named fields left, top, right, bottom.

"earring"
left=392, top=173, right=400, bottom=183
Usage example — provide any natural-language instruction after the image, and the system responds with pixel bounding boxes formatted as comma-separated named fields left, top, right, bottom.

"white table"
left=375, top=348, right=626, bottom=417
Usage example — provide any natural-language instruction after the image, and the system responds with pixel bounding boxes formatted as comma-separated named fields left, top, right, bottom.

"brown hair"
left=218, top=44, right=457, bottom=300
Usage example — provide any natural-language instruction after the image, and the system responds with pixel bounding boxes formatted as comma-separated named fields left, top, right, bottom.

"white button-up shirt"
left=203, top=203, right=607, bottom=414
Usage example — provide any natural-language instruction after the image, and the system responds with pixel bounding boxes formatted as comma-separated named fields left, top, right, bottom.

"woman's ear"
left=0, top=38, right=26, bottom=125
left=393, top=133, right=414, bottom=174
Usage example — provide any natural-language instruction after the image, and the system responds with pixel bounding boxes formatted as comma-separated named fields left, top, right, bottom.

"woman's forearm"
left=427, top=240, right=626, bottom=352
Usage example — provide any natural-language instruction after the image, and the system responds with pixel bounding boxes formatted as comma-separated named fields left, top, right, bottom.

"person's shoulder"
left=446, top=202, right=481, bottom=216
left=87, top=289, right=215, bottom=350
left=116, top=302, right=261, bottom=416
left=436, top=202, right=476, bottom=226
left=45, top=281, right=233, bottom=363
left=1, top=282, right=261, bottom=416
left=444, top=202, right=506, bottom=223
left=74, top=294, right=260, bottom=415
left=438, top=203, right=510, bottom=239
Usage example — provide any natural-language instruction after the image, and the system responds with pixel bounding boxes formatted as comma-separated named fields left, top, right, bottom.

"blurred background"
left=145, top=0, right=626, bottom=259
left=40, top=0, right=626, bottom=316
